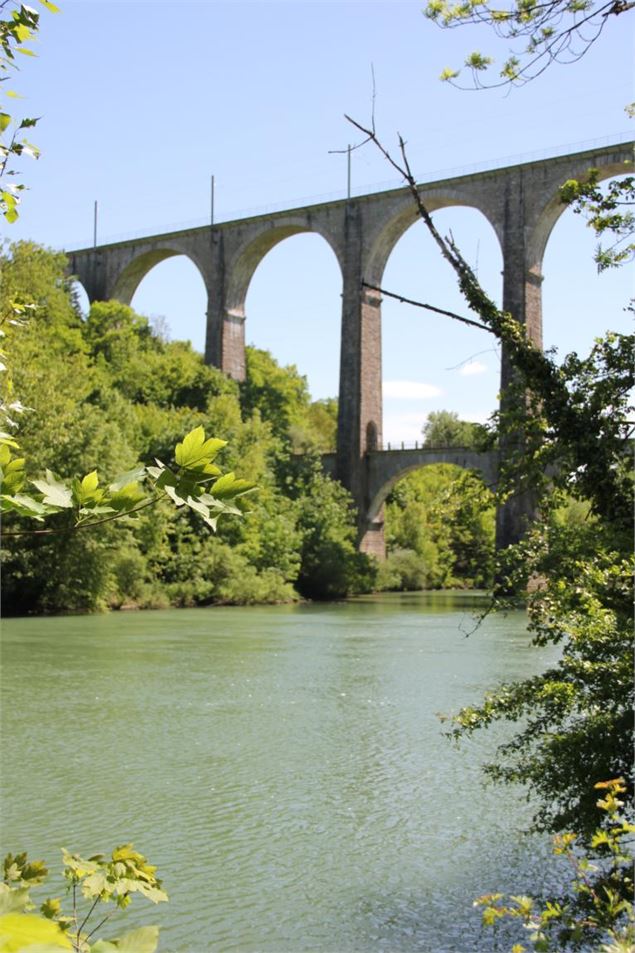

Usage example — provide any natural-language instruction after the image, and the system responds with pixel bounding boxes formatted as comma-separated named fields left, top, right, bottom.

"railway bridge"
left=68, top=140, right=633, bottom=556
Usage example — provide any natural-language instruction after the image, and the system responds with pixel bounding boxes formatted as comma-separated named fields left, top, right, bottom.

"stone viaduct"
left=68, top=140, right=633, bottom=557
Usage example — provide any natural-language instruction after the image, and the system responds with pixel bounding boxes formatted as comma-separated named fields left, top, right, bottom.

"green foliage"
left=1, top=242, right=369, bottom=612
left=422, top=409, right=488, bottom=449
left=383, top=463, right=495, bottom=590
left=426, top=0, right=630, bottom=87
left=0, top=2, right=59, bottom=222
left=560, top=172, right=635, bottom=271
left=240, top=346, right=310, bottom=443
left=376, top=547, right=431, bottom=591
left=0, top=844, right=166, bottom=953
left=348, top=120, right=634, bottom=846
left=295, top=471, right=377, bottom=600
left=475, top=779, right=634, bottom=952
left=240, top=346, right=338, bottom=451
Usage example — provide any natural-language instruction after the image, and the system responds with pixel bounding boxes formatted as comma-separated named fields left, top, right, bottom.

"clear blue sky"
left=7, top=0, right=633, bottom=442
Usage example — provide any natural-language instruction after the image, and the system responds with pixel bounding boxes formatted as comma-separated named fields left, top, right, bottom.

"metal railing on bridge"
left=374, top=441, right=479, bottom=452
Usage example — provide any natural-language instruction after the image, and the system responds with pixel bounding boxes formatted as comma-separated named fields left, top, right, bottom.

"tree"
left=425, top=0, right=634, bottom=87
left=346, top=116, right=634, bottom=841
left=422, top=409, right=486, bottom=448
left=383, top=463, right=495, bottom=589
left=0, top=844, right=167, bottom=952
left=560, top=172, right=634, bottom=271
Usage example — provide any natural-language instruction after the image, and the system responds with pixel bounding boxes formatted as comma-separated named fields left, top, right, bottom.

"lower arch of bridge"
left=360, top=458, right=495, bottom=560
left=239, top=230, right=343, bottom=401
left=366, top=452, right=498, bottom=527
left=129, top=254, right=208, bottom=351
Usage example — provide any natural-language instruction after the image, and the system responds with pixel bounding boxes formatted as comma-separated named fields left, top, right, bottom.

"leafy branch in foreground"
left=1, top=844, right=166, bottom=952
left=345, top=115, right=634, bottom=840
left=560, top=171, right=635, bottom=271
left=0, top=0, right=59, bottom=222
left=425, top=0, right=633, bottom=87
left=1, top=424, right=256, bottom=534
left=475, top=779, right=635, bottom=952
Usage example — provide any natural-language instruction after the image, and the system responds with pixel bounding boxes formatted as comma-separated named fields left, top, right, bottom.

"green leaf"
left=108, top=483, right=146, bottom=512
left=40, top=898, right=61, bottom=920
left=0, top=885, right=30, bottom=916
left=0, top=114, right=11, bottom=133
left=81, top=869, right=108, bottom=898
left=114, top=926, right=160, bottom=953
left=208, top=472, right=256, bottom=500
left=163, top=483, right=186, bottom=507
left=185, top=495, right=210, bottom=519
left=31, top=471, right=73, bottom=509
left=0, top=493, right=48, bottom=518
left=174, top=427, right=226, bottom=469
left=77, top=470, right=99, bottom=501
left=0, top=912, right=72, bottom=950
left=109, top=467, right=146, bottom=492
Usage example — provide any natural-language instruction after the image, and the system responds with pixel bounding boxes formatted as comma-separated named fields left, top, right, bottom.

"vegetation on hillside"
left=0, top=242, right=493, bottom=614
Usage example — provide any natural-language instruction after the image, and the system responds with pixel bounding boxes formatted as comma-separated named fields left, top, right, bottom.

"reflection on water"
left=2, top=594, right=562, bottom=952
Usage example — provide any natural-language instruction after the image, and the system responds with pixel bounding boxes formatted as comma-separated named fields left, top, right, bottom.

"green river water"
left=1, top=592, right=564, bottom=952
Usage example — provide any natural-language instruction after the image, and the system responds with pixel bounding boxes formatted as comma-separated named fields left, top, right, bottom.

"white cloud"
left=383, top=412, right=427, bottom=445
left=458, top=360, right=487, bottom=376
left=383, top=380, right=442, bottom=399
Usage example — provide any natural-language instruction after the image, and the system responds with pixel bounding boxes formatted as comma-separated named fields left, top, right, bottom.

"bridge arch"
left=527, top=156, right=632, bottom=273
left=377, top=205, right=503, bottom=449
left=110, top=246, right=210, bottom=306
left=225, top=220, right=344, bottom=318
left=70, top=278, right=90, bottom=318
left=363, top=187, right=501, bottom=289
left=366, top=448, right=499, bottom=527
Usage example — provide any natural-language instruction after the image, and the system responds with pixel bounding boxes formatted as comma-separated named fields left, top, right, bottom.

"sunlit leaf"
left=0, top=912, right=72, bottom=950
left=32, top=471, right=73, bottom=509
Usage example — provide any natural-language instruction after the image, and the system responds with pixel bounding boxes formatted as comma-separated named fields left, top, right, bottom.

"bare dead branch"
left=362, top=281, right=491, bottom=332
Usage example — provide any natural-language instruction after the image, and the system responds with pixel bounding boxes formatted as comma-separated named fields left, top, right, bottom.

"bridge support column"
left=496, top=173, right=544, bottom=550
left=68, top=251, right=110, bottom=304
left=336, top=205, right=385, bottom=558
left=204, top=233, right=246, bottom=381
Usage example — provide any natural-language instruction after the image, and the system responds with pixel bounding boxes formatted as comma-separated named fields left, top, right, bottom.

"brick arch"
left=110, top=246, right=209, bottom=305
left=365, top=448, right=499, bottom=524
left=225, top=220, right=344, bottom=318
left=527, top=155, right=634, bottom=273
left=363, top=188, right=501, bottom=288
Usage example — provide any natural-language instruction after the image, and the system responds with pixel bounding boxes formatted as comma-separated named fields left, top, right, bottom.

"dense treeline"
left=1, top=242, right=494, bottom=613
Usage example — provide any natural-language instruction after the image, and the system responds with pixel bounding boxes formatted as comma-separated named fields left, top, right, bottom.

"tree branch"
left=361, top=281, right=491, bottom=332
left=2, top=495, right=159, bottom=537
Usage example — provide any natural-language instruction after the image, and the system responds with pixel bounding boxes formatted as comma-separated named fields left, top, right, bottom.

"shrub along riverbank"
left=1, top=242, right=495, bottom=614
